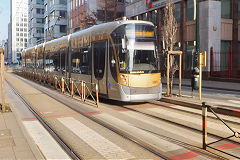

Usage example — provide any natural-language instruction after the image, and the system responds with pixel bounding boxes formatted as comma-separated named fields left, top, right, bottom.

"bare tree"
left=162, top=0, right=178, bottom=95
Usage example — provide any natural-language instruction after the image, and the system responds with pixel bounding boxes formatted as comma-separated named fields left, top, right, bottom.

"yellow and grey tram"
left=22, top=20, right=162, bottom=101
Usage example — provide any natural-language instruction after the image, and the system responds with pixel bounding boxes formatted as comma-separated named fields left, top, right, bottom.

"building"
left=4, top=40, right=9, bottom=62
left=28, top=0, right=45, bottom=47
left=8, top=22, right=12, bottom=63
left=44, top=0, right=68, bottom=41
left=67, top=0, right=124, bottom=33
left=125, top=0, right=240, bottom=79
left=10, top=0, right=28, bottom=64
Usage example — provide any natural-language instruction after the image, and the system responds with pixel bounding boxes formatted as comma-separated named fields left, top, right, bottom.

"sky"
left=0, top=0, right=10, bottom=41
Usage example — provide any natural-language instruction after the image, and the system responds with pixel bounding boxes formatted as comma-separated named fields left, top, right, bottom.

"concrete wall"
left=199, top=0, right=221, bottom=72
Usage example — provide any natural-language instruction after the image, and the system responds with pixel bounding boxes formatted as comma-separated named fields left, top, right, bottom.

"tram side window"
left=25, top=52, right=35, bottom=68
left=60, top=50, right=66, bottom=72
left=71, top=48, right=90, bottom=74
left=36, top=51, right=44, bottom=69
left=94, top=41, right=106, bottom=79
left=109, top=42, right=117, bottom=81
left=45, top=51, right=60, bottom=72
left=71, top=49, right=80, bottom=73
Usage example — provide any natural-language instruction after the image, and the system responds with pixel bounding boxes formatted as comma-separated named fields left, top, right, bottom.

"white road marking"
left=58, top=117, right=135, bottom=160
left=228, top=100, right=240, bottom=105
left=148, top=108, right=240, bottom=134
left=167, top=105, right=240, bottom=123
left=121, top=110, right=212, bottom=144
left=23, top=120, right=70, bottom=160
left=95, top=113, right=182, bottom=152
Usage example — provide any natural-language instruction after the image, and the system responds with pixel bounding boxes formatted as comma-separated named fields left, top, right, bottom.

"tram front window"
left=119, top=42, right=158, bottom=73
left=111, top=23, right=159, bottom=73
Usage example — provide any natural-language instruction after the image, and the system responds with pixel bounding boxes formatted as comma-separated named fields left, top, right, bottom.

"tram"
left=22, top=19, right=162, bottom=101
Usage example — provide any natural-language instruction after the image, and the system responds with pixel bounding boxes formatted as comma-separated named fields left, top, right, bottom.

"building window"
left=60, top=25, right=67, bottom=33
left=59, top=0, right=66, bottom=4
left=36, top=8, right=44, bottom=14
left=238, top=1, right=240, bottom=19
left=36, top=18, right=44, bottom=23
left=36, top=0, right=44, bottom=4
left=174, top=3, right=181, bottom=23
left=143, top=13, right=147, bottom=21
left=186, top=41, right=195, bottom=70
left=152, top=10, right=157, bottom=25
left=238, top=42, right=240, bottom=70
left=221, top=0, right=231, bottom=19
left=187, top=0, right=194, bottom=21
left=161, top=8, right=165, bottom=25
left=36, top=27, right=44, bottom=33
left=59, top=11, right=66, bottom=19
left=220, top=41, right=231, bottom=70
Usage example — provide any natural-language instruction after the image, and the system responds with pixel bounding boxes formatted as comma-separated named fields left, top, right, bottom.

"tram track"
left=100, top=100, right=240, bottom=159
left=8, top=73, right=239, bottom=159
left=9, top=73, right=170, bottom=160
left=6, top=79, right=82, bottom=160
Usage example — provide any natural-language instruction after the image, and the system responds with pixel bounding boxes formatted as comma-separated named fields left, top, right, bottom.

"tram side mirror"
left=111, top=59, right=116, bottom=67
left=122, top=38, right=127, bottom=53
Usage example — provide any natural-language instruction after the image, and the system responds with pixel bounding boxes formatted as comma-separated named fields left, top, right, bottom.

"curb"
left=5, top=78, right=45, bottom=160
left=160, top=97, right=240, bottom=118
left=162, top=82, right=240, bottom=93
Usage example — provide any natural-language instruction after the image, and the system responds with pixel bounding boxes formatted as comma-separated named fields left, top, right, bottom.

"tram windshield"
left=111, top=23, right=159, bottom=73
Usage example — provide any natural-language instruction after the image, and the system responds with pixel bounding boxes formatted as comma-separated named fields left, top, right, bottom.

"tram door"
left=92, top=40, right=108, bottom=96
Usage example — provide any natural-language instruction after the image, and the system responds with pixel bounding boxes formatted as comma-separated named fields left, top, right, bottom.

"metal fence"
left=210, top=47, right=240, bottom=79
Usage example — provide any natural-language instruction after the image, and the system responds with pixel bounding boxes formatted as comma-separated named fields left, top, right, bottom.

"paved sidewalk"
left=162, top=77, right=240, bottom=92
left=0, top=107, right=41, bottom=159
left=0, top=73, right=43, bottom=159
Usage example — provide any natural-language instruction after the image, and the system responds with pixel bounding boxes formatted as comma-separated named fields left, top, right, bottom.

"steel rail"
left=14, top=74, right=170, bottom=160
left=6, top=79, right=82, bottom=160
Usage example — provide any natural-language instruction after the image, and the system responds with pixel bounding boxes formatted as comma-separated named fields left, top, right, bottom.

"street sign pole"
left=0, top=49, right=5, bottom=112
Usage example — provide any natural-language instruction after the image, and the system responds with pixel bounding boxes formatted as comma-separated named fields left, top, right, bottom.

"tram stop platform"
left=160, top=77, right=240, bottom=117
left=0, top=74, right=44, bottom=159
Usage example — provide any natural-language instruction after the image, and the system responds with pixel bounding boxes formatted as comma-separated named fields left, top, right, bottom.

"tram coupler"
left=61, top=77, right=65, bottom=93
left=70, top=79, right=74, bottom=97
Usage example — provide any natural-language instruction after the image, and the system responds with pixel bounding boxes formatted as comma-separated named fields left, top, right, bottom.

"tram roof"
left=23, top=20, right=154, bottom=53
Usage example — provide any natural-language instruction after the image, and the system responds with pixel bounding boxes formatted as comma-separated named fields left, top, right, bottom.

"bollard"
left=48, top=77, right=51, bottom=85
left=96, top=84, right=99, bottom=107
left=61, top=77, right=65, bottom=93
left=54, top=76, right=57, bottom=89
left=81, top=81, right=84, bottom=101
left=70, top=79, right=74, bottom=97
left=202, top=102, right=207, bottom=149
left=83, top=82, right=86, bottom=101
